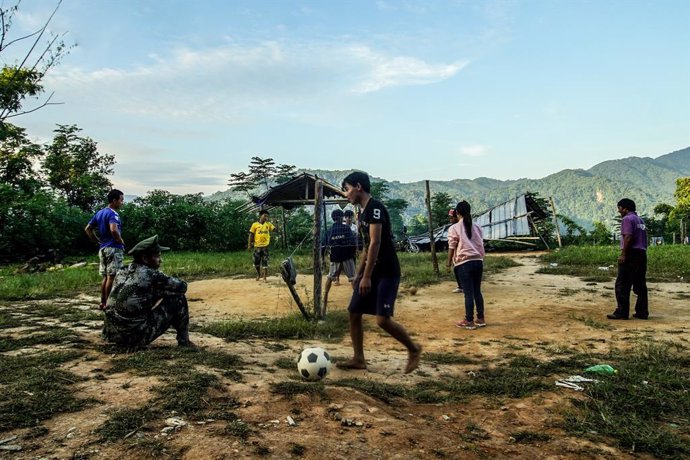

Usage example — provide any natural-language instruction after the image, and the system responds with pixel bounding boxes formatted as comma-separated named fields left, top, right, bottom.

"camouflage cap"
left=127, top=235, right=170, bottom=255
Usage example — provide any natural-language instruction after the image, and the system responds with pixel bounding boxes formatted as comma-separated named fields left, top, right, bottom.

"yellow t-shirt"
left=250, top=221, right=276, bottom=248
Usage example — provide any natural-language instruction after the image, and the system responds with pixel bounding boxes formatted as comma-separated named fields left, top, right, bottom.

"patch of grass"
left=0, top=310, right=25, bottom=329
left=289, top=443, right=306, bottom=457
left=0, top=326, right=85, bottom=352
left=425, top=353, right=476, bottom=365
left=333, top=378, right=408, bottom=404
left=511, top=430, right=551, bottom=444
left=0, top=351, right=92, bottom=432
left=557, top=287, right=579, bottom=297
left=565, top=343, right=690, bottom=459
left=274, top=356, right=297, bottom=370
left=95, top=407, right=161, bottom=442
left=567, top=313, right=614, bottom=331
left=155, top=371, right=220, bottom=416
left=223, top=420, right=252, bottom=439
left=540, top=245, right=690, bottom=283
left=270, top=381, right=326, bottom=398
left=108, top=346, right=244, bottom=377
left=199, top=311, right=349, bottom=342
left=461, top=421, right=491, bottom=442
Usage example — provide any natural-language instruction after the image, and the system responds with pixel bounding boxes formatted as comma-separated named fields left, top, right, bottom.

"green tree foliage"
left=590, top=221, right=613, bottom=246
left=121, top=192, right=254, bottom=252
left=0, top=123, right=43, bottom=193
left=42, top=125, right=114, bottom=212
left=0, top=1, right=71, bottom=122
left=228, top=156, right=296, bottom=196
left=674, top=178, right=690, bottom=216
left=431, top=191, right=453, bottom=229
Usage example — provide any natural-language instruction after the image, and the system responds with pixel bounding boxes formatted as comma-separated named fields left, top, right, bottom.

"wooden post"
left=549, top=196, right=562, bottom=248
left=425, top=180, right=439, bottom=275
left=313, top=180, right=323, bottom=319
left=529, top=216, right=550, bottom=250
left=281, top=207, right=288, bottom=249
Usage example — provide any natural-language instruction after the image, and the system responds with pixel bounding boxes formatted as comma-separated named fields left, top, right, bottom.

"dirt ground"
left=2, top=253, right=689, bottom=459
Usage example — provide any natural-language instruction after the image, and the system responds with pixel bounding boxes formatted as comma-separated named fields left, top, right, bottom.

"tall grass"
left=539, top=245, right=690, bottom=282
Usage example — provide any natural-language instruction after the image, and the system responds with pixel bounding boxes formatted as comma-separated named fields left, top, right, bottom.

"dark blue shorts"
left=348, top=277, right=400, bottom=317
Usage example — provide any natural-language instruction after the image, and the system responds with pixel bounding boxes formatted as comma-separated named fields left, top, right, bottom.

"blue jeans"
left=455, top=260, right=484, bottom=322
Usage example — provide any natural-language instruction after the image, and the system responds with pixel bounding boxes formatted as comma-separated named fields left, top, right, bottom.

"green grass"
left=424, top=352, right=477, bottom=365
left=0, top=351, right=92, bottom=432
left=199, top=310, right=350, bottom=342
left=540, top=245, right=690, bottom=282
left=107, top=346, right=244, bottom=377
left=0, top=326, right=86, bottom=352
left=511, top=430, right=551, bottom=444
left=0, top=249, right=522, bottom=300
left=567, top=313, right=614, bottom=331
left=270, top=381, right=327, bottom=398
left=95, top=407, right=161, bottom=442
left=565, top=343, right=690, bottom=459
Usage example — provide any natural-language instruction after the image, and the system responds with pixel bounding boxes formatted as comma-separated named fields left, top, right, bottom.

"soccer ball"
left=297, top=347, right=332, bottom=381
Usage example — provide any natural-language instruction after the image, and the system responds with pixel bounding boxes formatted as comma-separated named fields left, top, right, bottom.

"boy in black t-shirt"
left=337, top=171, right=422, bottom=374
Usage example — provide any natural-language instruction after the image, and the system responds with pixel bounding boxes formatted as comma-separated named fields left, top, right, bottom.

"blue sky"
left=6, top=0, right=690, bottom=195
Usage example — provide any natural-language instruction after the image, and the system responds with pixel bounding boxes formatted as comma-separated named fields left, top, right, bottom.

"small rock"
left=0, top=436, right=18, bottom=445
left=441, top=415, right=451, bottom=421
left=286, top=416, right=297, bottom=427
left=161, top=427, right=176, bottom=434
left=355, top=421, right=363, bottom=427
left=500, top=406, right=509, bottom=411
left=164, top=417, right=186, bottom=428
left=0, top=445, right=22, bottom=451
left=508, top=437, right=516, bottom=443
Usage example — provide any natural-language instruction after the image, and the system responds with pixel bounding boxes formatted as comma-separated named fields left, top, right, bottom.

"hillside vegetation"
left=211, top=147, right=690, bottom=228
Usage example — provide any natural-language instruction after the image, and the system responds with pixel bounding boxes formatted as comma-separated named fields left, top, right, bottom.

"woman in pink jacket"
left=446, top=201, right=485, bottom=330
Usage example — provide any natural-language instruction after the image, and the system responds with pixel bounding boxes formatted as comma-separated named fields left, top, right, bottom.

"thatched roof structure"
left=237, top=173, right=347, bottom=212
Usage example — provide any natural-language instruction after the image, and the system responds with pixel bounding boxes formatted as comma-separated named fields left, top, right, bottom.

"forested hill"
left=211, top=147, right=689, bottom=228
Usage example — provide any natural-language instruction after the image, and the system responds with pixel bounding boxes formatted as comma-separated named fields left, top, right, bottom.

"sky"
left=4, top=0, right=690, bottom=196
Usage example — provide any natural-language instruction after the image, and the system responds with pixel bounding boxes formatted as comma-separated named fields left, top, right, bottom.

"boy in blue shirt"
left=85, top=189, right=126, bottom=309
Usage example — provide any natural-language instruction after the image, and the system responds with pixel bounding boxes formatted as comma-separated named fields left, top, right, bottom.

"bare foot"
left=336, top=359, right=367, bottom=370
left=404, top=344, right=422, bottom=374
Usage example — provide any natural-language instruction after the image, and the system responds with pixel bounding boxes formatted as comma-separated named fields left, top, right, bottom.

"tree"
left=42, top=125, right=115, bottom=212
left=228, top=156, right=296, bottom=196
left=0, top=123, right=43, bottom=193
left=0, top=1, right=71, bottom=122
left=590, top=221, right=613, bottom=245
left=431, top=191, right=453, bottom=229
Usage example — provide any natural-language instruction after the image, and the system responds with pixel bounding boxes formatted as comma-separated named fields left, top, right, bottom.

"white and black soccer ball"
left=297, top=347, right=332, bottom=381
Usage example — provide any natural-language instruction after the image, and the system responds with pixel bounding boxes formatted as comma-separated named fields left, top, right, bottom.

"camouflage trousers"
left=103, top=295, right=190, bottom=348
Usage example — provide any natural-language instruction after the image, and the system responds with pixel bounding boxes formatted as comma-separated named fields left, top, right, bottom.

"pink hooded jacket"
left=448, top=219, right=485, bottom=266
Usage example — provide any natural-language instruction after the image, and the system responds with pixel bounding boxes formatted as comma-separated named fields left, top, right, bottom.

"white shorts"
left=328, top=259, right=356, bottom=282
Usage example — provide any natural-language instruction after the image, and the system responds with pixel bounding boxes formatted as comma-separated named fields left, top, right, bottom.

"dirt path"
left=2, top=253, right=688, bottom=459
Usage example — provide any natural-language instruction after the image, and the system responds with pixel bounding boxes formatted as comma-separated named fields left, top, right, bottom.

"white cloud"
left=458, top=145, right=489, bottom=157
left=42, top=41, right=467, bottom=121
left=349, top=46, right=467, bottom=94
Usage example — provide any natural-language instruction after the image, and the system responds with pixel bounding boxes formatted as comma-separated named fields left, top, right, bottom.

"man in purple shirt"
left=85, top=189, right=126, bottom=310
left=607, top=198, right=649, bottom=320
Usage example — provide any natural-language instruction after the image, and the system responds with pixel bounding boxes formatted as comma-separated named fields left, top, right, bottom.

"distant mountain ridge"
left=210, top=147, right=690, bottom=228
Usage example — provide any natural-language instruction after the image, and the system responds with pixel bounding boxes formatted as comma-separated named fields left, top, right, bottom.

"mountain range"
left=210, top=147, right=690, bottom=228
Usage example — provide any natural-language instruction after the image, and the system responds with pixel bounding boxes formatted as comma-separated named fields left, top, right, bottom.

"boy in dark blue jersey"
left=85, top=189, right=126, bottom=309
left=338, top=171, right=422, bottom=374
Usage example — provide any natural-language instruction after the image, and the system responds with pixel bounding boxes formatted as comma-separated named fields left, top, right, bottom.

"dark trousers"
left=614, top=249, right=648, bottom=318
left=453, top=267, right=463, bottom=289
left=455, top=260, right=484, bottom=322
left=141, top=295, right=190, bottom=346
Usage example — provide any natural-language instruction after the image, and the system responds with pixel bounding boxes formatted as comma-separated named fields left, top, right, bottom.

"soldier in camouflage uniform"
left=103, top=235, right=195, bottom=349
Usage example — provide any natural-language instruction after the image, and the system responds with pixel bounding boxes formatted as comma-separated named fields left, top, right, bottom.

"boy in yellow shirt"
left=248, top=210, right=276, bottom=281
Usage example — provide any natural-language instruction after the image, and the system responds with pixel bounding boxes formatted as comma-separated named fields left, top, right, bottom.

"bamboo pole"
left=313, top=180, right=323, bottom=319
left=549, top=196, right=562, bottom=248
left=425, top=180, right=439, bottom=275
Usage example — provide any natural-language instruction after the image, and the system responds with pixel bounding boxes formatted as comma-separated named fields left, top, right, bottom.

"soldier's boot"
left=176, top=328, right=196, bottom=348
